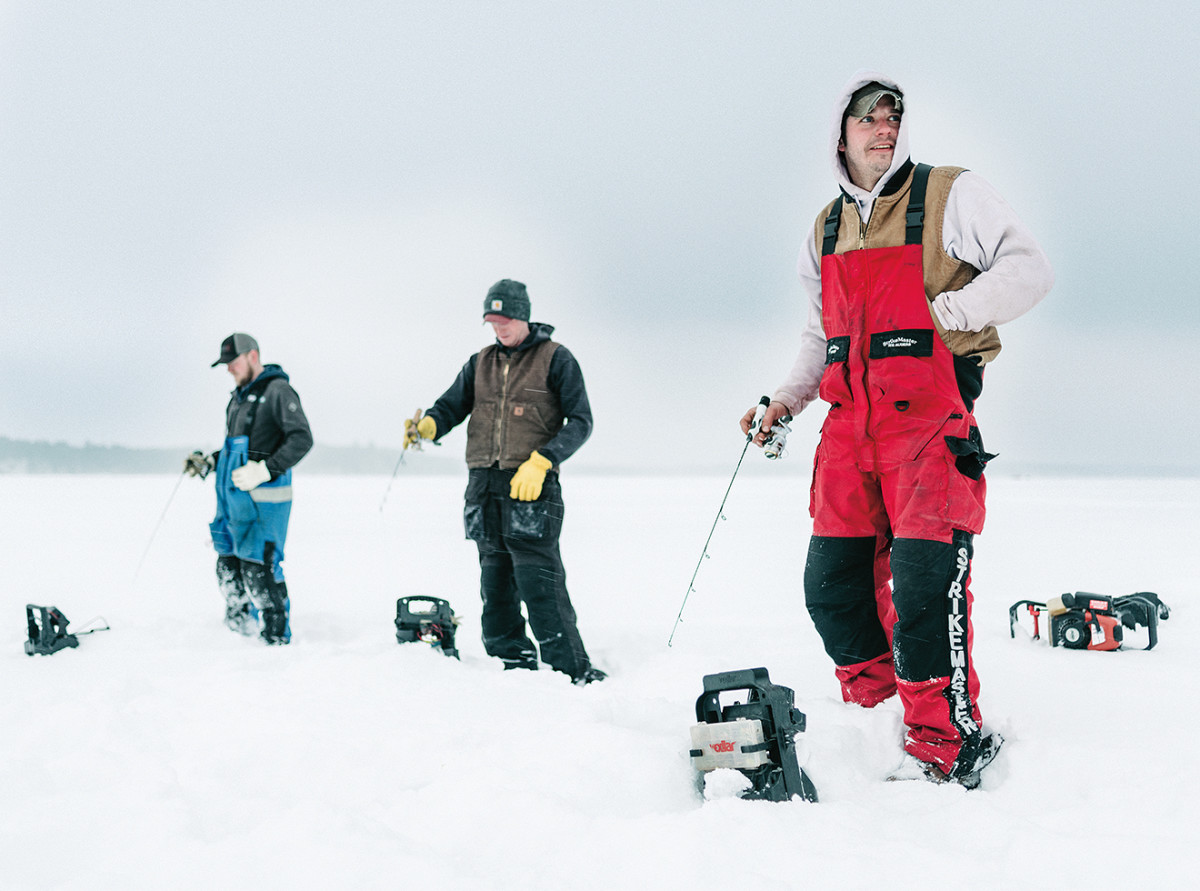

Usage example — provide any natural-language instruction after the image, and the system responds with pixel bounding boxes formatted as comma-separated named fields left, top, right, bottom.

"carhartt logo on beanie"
left=482, top=279, right=531, bottom=321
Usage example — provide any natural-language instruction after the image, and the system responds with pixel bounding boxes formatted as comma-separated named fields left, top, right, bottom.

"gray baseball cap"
left=212, top=332, right=259, bottom=366
left=846, top=82, right=904, bottom=119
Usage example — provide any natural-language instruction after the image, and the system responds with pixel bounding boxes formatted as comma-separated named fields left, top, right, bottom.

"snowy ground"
left=2, top=469, right=1195, bottom=889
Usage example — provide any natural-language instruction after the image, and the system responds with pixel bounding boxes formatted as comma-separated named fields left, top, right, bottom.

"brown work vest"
left=814, top=165, right=1002, bottom=364
left=465, top=340, right=564, bottom=470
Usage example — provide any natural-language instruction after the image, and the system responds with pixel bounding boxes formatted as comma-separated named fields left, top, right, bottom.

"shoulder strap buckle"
left=905, top=163, right=933, bottom=246
left=821, top=195, right=846, bottom=257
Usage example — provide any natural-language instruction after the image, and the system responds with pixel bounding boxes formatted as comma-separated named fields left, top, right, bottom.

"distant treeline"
left=0, top=437, right=463, bottom=475
left=4, top=437, right=1171, bottom=478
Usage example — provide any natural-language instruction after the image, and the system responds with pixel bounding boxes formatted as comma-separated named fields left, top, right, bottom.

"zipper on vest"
left=858, top=216, right=866, bottom=250
left=496, top=358, right=511, bottom=460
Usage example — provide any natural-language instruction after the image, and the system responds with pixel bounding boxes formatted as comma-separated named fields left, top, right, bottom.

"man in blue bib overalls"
left=187, top=333, right=313, bottom=644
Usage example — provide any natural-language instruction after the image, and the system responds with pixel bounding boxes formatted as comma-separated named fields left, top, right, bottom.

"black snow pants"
left=464, top=467, right=592, bottom=679
left=216, top=542, right=291, bottom=644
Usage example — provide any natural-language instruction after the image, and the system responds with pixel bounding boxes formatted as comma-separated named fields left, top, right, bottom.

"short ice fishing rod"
left=379, top=449, right=409, bottom=513
left=667, top=396, right=769, bottom=647
left=380, top=408, right=442, bottom=512
left=132, top=469, right=188, bottom=584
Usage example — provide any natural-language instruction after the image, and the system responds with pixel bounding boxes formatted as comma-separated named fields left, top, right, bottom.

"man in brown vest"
left=740, top=72, right=1053, bottom=787
left=407, top=280, right=605, bottom=685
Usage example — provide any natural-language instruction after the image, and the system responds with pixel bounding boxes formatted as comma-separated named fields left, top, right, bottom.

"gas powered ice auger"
left=689, top=667, right=818, bottom=802
left=24, top=605, right=110, bottom=656
left=395, top=596, right=460, bottom=658
left=1009, top=591, right=1170, bottom=651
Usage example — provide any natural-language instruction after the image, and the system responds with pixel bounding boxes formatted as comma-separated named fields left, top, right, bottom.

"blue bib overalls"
left=210, top=435, right=293, bottom=642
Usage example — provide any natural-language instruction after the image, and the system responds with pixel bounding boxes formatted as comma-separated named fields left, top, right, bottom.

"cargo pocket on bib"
left=463, top=503, right=485, bottom=542
left=507, top=500, right=548, bottom=540
left=225, top=487, right=260, bottom=526
left=209, top=519, right=234, bottom=555
left=944, top=426, right=996, bottom=481
left=463, top=472, right=488, bottom=542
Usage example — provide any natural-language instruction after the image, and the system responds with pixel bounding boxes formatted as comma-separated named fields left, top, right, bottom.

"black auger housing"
left=395, top=597, right=460, bottom=659
left=25, top=604, right=80, bottom=656
left=690, top=666, right=818, bottom=803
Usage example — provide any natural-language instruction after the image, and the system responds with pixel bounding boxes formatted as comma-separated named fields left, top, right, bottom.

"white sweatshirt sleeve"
left=773, top=171, right=1052, bottom=415
left=931, top=171, right=1054, bottom=331
left=771, top=231, right=828, bottom=416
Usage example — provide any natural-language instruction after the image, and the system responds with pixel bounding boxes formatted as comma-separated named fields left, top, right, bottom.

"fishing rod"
left=667, top=397, right=769, bottom=647
left=380, top=408, right=439, bottom=512
left=667, top=398, right=794, bottom=646
left=132, top=468, right=188, bottom=584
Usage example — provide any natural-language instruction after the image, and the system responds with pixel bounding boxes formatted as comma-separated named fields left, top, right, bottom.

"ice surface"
left=1, top=473, right=1195, bottom=888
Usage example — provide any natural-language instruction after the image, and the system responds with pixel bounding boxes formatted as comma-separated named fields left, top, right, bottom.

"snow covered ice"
left=1, top=471, right=1196, bottom=889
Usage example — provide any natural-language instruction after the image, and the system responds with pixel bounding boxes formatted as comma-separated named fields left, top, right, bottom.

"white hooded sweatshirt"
left=772, top=70, right=1054, bottom=416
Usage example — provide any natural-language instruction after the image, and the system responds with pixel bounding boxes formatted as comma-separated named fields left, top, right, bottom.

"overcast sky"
left=2, top=1, right=1196, bottom=473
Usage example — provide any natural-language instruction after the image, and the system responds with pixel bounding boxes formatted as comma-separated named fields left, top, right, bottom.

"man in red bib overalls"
left=743, top=71, right=1053, bottom=787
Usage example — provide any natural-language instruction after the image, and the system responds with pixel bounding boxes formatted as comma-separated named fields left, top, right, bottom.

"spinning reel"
left=762, top=416, right=793, bottom=460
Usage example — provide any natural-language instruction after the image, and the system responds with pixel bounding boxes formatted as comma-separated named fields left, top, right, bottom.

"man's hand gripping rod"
left=380, top=408, right=431, bottom=512
left=668, top=396, right=770, bottom=647
left=762, top=412, right=792, bottom=459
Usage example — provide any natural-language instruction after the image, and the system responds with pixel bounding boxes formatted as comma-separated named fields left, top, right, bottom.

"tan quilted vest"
left=814, top=165, right=1002, bottom=364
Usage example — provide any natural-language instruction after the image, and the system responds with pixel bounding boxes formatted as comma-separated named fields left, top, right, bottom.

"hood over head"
left=829, top=69, right=911, bottom=208
left=233, top=363, right=288, bottom=400
left=499, top=321, right=555, bottom=354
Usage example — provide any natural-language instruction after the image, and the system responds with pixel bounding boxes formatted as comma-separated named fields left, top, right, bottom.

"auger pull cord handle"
left=668, top=396, right=770, bottom=647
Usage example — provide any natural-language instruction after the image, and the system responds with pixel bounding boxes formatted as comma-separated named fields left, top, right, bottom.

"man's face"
left=226, top=352, right=255, bottom=387
left=485, top=314, right=530, bottom=347
left=839, top=98, right=901, bottom=191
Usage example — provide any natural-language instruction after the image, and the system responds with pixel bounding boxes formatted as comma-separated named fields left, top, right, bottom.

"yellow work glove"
left=404, top=415, right=437, bottom=449
left=509, top=451, right=552, bottom=501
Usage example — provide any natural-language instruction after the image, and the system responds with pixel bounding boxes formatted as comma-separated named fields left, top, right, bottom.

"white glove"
left=231, top=460, right=271, bottom=491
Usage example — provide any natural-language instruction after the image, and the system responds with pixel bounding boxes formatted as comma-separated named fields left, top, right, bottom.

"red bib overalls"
left=805, top=164, right=988, bottom=773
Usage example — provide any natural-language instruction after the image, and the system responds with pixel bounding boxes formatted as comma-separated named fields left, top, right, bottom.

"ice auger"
left=24, top=603, right=115, bottom=656
left=1009, top=591, right=1170, bottom=651
left=689, top=666, right=818, bottom=802
left=395, top=597, right=460, bottom=659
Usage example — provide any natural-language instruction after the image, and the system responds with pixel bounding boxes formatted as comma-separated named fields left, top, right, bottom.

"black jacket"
left=223, top=365, right=313, bottom=478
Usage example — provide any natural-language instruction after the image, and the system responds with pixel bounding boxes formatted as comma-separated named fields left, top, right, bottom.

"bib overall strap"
left=821, top=194, right=846, bottom=257
left=239, top=376, right=274, bottom=435
left=905, top=163, right=933, bottom=246
left=822, top=163, right=933, bottom=257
